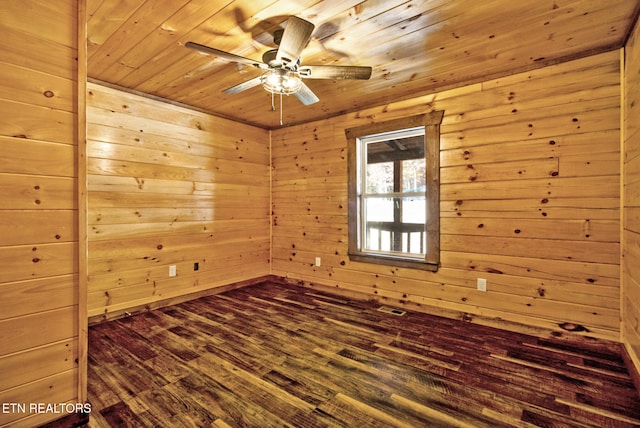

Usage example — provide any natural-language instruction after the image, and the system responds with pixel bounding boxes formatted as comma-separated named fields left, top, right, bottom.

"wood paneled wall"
left=86, top=83, right=270, bottom=320
left=0, top=1, right=83, bottom=426
left=623, top=18, right=640, bottom=375
left=272, top=50, right=622, bottom=341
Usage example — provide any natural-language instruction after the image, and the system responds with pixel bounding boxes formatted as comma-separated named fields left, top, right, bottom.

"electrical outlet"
left=477, top=278, right=487, bottom=292
left=315, top=257, right=321, bottom=267
left=169, top=265, right=177, bottom=277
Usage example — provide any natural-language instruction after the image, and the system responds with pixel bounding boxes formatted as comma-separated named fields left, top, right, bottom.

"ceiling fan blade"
left=185, top=41, right=266, bottom=69
left=276, top=17, right=315, bottom=66
left=223, top=76, right=263, bottom=94
left=294, top=82, right=319, bottom=105
left=300, top=65, right=372, bottom=80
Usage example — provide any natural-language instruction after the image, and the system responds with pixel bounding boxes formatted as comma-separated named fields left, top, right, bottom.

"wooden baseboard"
left=88, top=275, right=274, bottom=325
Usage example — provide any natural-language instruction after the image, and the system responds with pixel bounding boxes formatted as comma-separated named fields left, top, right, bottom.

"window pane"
left=362, top=196, right=425, bottom=256
left=402, top=195, right=425, bottom=223
left=402, top=231, right=425, bottom=255
left=363, top=197, right=394, bottom=222
left=402, top=158, right=426, bottom=193
left=366, top=161, right=393, bottom=193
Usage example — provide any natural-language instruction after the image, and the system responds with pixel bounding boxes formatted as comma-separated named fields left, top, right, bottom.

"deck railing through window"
left=365, top=221, right=425, bottom=255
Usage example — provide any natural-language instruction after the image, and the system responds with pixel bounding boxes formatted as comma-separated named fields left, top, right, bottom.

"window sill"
left=348, top=252, right=439, bottom=272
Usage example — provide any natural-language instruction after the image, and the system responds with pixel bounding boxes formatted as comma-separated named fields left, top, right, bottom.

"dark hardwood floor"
left=86, top=281, right=640, bottom=427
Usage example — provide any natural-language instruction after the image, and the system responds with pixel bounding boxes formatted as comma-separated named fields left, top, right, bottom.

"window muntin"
left=346, top=111, right=443, bottom=271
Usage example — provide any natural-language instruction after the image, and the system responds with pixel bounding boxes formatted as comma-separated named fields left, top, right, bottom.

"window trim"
left=346, top=111, right=444, bottom=271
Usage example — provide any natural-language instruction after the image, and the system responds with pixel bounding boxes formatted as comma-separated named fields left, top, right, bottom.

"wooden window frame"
left=346, top=111, right=444, bottom=271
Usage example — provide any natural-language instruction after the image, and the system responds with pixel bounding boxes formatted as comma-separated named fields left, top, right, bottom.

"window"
left=346, top=111, right=444, bottom=271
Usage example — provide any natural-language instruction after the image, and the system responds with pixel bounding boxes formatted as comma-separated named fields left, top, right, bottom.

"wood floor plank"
left=86, top=281, right=640, bottom=427
left=98, top=402, right=147, bottom=428
left=86, top=364, right=120, bottom=411
left=390, top=393, right=481, bottom=428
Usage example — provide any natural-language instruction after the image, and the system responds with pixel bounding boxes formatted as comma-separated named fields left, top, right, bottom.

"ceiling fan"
left=185, top=16, right=372, bottom=118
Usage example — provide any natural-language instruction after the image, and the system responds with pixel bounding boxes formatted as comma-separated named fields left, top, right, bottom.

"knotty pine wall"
left=272, top=50, right=622, bottom=341
left=86, top=83, right=270, bottom=320
left=623, top=19, right=640, bottom=376
left=0, top=1, right=84, bottom=427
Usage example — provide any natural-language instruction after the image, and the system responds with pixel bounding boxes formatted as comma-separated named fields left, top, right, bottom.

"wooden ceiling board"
left=87, top=0, right=640, bottom=129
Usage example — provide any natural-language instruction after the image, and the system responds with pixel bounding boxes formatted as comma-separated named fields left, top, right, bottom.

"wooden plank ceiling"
left=87, top=0, right=640, bottom=129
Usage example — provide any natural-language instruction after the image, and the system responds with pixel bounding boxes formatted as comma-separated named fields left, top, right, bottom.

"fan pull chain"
left=270, top=92, right=285, bottom=126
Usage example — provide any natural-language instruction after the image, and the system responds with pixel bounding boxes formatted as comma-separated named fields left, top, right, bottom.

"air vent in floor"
left=377, top=306, right=406, bottom=316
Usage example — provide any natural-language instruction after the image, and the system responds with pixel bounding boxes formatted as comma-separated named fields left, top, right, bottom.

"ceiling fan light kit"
left=186, top=16, right=372, bottom=126
left=261, top=69, right=302, bottom=95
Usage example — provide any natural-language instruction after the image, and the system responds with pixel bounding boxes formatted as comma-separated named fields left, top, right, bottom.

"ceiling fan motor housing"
left=262, top=49, right=300, bottom=70
left=262, top=49, right=278, bottom=67
left=273, top=28, right=284, bottom=46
